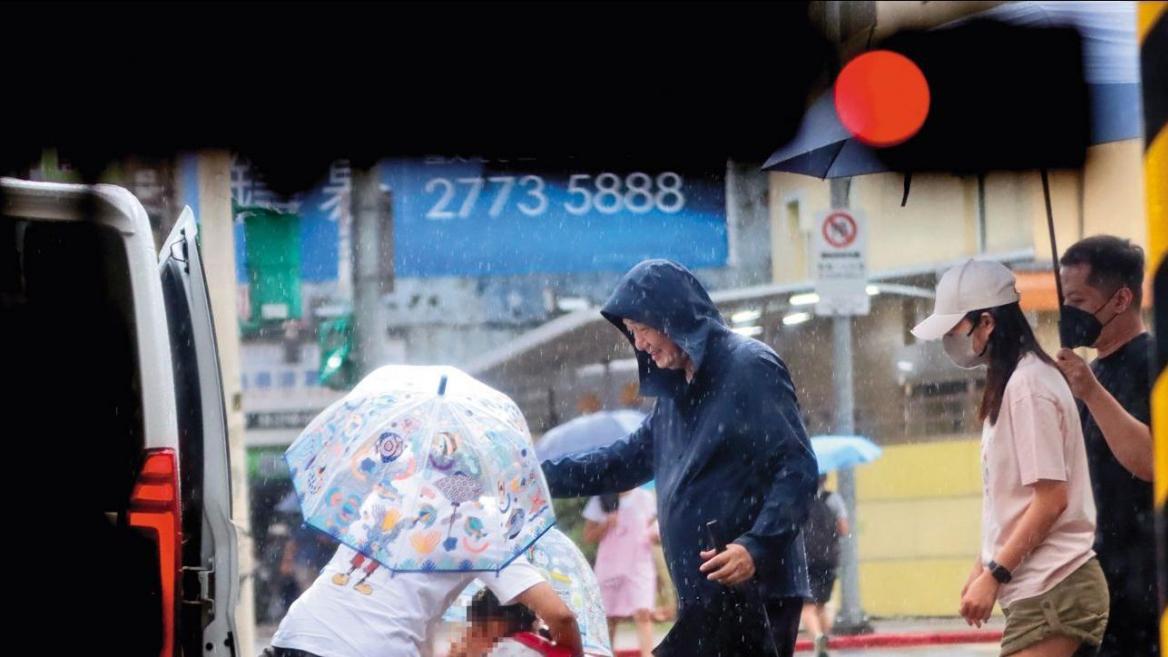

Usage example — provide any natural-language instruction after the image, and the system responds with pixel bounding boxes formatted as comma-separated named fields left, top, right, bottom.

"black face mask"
left=1058, top=290, right=1122, bottom=348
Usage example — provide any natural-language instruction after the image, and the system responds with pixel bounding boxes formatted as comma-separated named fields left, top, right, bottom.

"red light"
left=129, top=449, right=181, bottom=657
left=834, top=50, right=930, bottom=148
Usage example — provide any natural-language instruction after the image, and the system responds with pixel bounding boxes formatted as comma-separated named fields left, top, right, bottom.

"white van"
left=2, top=178, right=239, bottom=657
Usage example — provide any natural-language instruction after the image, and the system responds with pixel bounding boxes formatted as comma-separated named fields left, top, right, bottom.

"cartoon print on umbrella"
left=374, top=479, right=403, bottom=503
left=436, top=472, right=483, bottom=551
left=519, top=455, right=550, bottom=518
left=505, top=507, right=526, bottom=540
left=337, top=493, right=363, bottom=526
left=340, top=409, right=367, bottom=440
left=496, top=480, right=512, bottom=514
left=304, top=454, right=329, bottom=496
left=414, top=503, right=438, bottom=529
left=376, top=431, right=406, bottom=463
left=357, top=502, right=392, bottom=559
left=429, top=431, right=459, bottom=472
left=353, top=430, right=409, bottom=481
left=462, top=515, right=489, bottom=553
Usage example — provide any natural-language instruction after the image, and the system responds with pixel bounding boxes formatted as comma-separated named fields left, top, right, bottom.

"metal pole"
left=352, top=167, right=386, bottom=376
left=830, top=176, right=872, bottom=634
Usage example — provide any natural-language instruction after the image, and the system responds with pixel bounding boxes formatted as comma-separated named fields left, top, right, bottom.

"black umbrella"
left=764, top=2, right=1142, bottom=345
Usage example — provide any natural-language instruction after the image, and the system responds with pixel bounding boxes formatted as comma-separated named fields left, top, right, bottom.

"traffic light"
left=318, top=314, right=356, bottom=391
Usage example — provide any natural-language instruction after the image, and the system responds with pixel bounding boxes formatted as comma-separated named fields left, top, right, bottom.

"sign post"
left=819, top=192, right=873, bottom=633
left=814, top=208, right=869, bottom=317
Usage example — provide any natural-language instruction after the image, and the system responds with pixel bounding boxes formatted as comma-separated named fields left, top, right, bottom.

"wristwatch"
left=987, top=560, right=1013, bottom=584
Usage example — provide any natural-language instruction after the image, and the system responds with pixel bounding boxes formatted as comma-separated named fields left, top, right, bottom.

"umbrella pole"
left=1041, top=169, right=1067, bottom=305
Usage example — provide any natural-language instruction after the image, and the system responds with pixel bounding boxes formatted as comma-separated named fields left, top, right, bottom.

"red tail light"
left=129, top=449, right=182, bottom=657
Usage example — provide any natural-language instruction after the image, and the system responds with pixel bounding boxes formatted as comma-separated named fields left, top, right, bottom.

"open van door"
left=160, top=208, right=240, bottom=657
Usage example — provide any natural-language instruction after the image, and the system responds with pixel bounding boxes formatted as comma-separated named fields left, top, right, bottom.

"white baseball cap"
left=911, top=259, right=1021, bottom=341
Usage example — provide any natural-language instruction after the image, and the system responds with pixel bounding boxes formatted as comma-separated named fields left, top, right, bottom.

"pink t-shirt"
left=582, top=489, right=658, bottom=618
left=583, top=489, right=657, bottom=589
left=980, top=353, right=1097, bottom=607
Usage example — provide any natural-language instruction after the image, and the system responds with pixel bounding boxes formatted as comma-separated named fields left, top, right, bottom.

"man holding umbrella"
left=542, top=259, right=819, bottom=657
left=1055, top=236, right=1157, bottom=657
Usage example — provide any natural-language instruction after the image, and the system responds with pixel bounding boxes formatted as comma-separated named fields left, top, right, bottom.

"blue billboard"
left=183, top=155, right=728, bottom=283
left=381, top=157, right=727, bottom=277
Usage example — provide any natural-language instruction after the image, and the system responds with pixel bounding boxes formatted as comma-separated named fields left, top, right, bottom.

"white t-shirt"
left=980, top=353, right=1096, bottom=607
left=271, top=545, right=544, bottom=657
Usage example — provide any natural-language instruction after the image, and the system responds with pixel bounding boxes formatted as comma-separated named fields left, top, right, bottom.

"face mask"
left=942, top=323, right=989, bottom=369
left=1058, top=289, right=1122, bottom=348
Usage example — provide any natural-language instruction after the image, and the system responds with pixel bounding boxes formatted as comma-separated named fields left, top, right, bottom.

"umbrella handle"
left=705, top=520, right=726, bottom=553
left=706, top=519, right=781, bottom=657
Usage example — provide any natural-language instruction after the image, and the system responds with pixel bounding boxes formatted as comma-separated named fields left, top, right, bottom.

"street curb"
left=796, top=630, right=1004, bottom=652
left=611, top=630, right=1003, bottom=656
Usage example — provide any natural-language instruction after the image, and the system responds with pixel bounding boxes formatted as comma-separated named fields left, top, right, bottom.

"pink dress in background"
left=583, top=489, right=658, bottom=618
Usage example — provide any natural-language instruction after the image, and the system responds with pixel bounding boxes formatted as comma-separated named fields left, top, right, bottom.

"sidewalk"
left=791, top=617, right=1002, bottom=654
left=255, top=616, right=1003, bottom=656
left=601, top=617, right=1002, bottom=656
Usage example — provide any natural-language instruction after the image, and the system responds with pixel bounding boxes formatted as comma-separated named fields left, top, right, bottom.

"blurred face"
left=941, top=312, right=995, bottom=369
left=945, top=313, right=995, bottom=356
left=468, top=618, right=511, bottom=653
left=623, top=319, right=689, bottom=371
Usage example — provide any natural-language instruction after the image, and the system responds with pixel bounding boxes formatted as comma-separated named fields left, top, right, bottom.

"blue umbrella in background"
left=536, top=410, right=646, bottom=462
left=810, top=435, right=883, bottom=475
left=536, top=410, right=654, bottom=493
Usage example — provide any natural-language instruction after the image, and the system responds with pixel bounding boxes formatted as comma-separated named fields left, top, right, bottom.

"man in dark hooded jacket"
left=542, top=259, right=819, bottom=657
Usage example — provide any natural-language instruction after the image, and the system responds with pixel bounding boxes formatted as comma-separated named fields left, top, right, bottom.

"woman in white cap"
left=911, top=259, right=1108, bottom=657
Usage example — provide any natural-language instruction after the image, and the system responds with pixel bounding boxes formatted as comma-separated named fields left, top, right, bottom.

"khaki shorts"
left=1001, top=557, right=1110, bottom=656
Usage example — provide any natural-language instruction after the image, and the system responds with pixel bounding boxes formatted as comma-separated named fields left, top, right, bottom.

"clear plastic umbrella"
left=285, top=365, right=555, bottom=572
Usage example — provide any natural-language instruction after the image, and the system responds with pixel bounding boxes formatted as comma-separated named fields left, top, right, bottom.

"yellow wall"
left=769, top=172, right=830, bottom=282
left=851, top=438, right=984, bottom=616
left=983, top=171, right=1044, bottom=255
left=1082, top=140, right=1149, bottom=245
left=851, top=172, right=983, bottom=271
